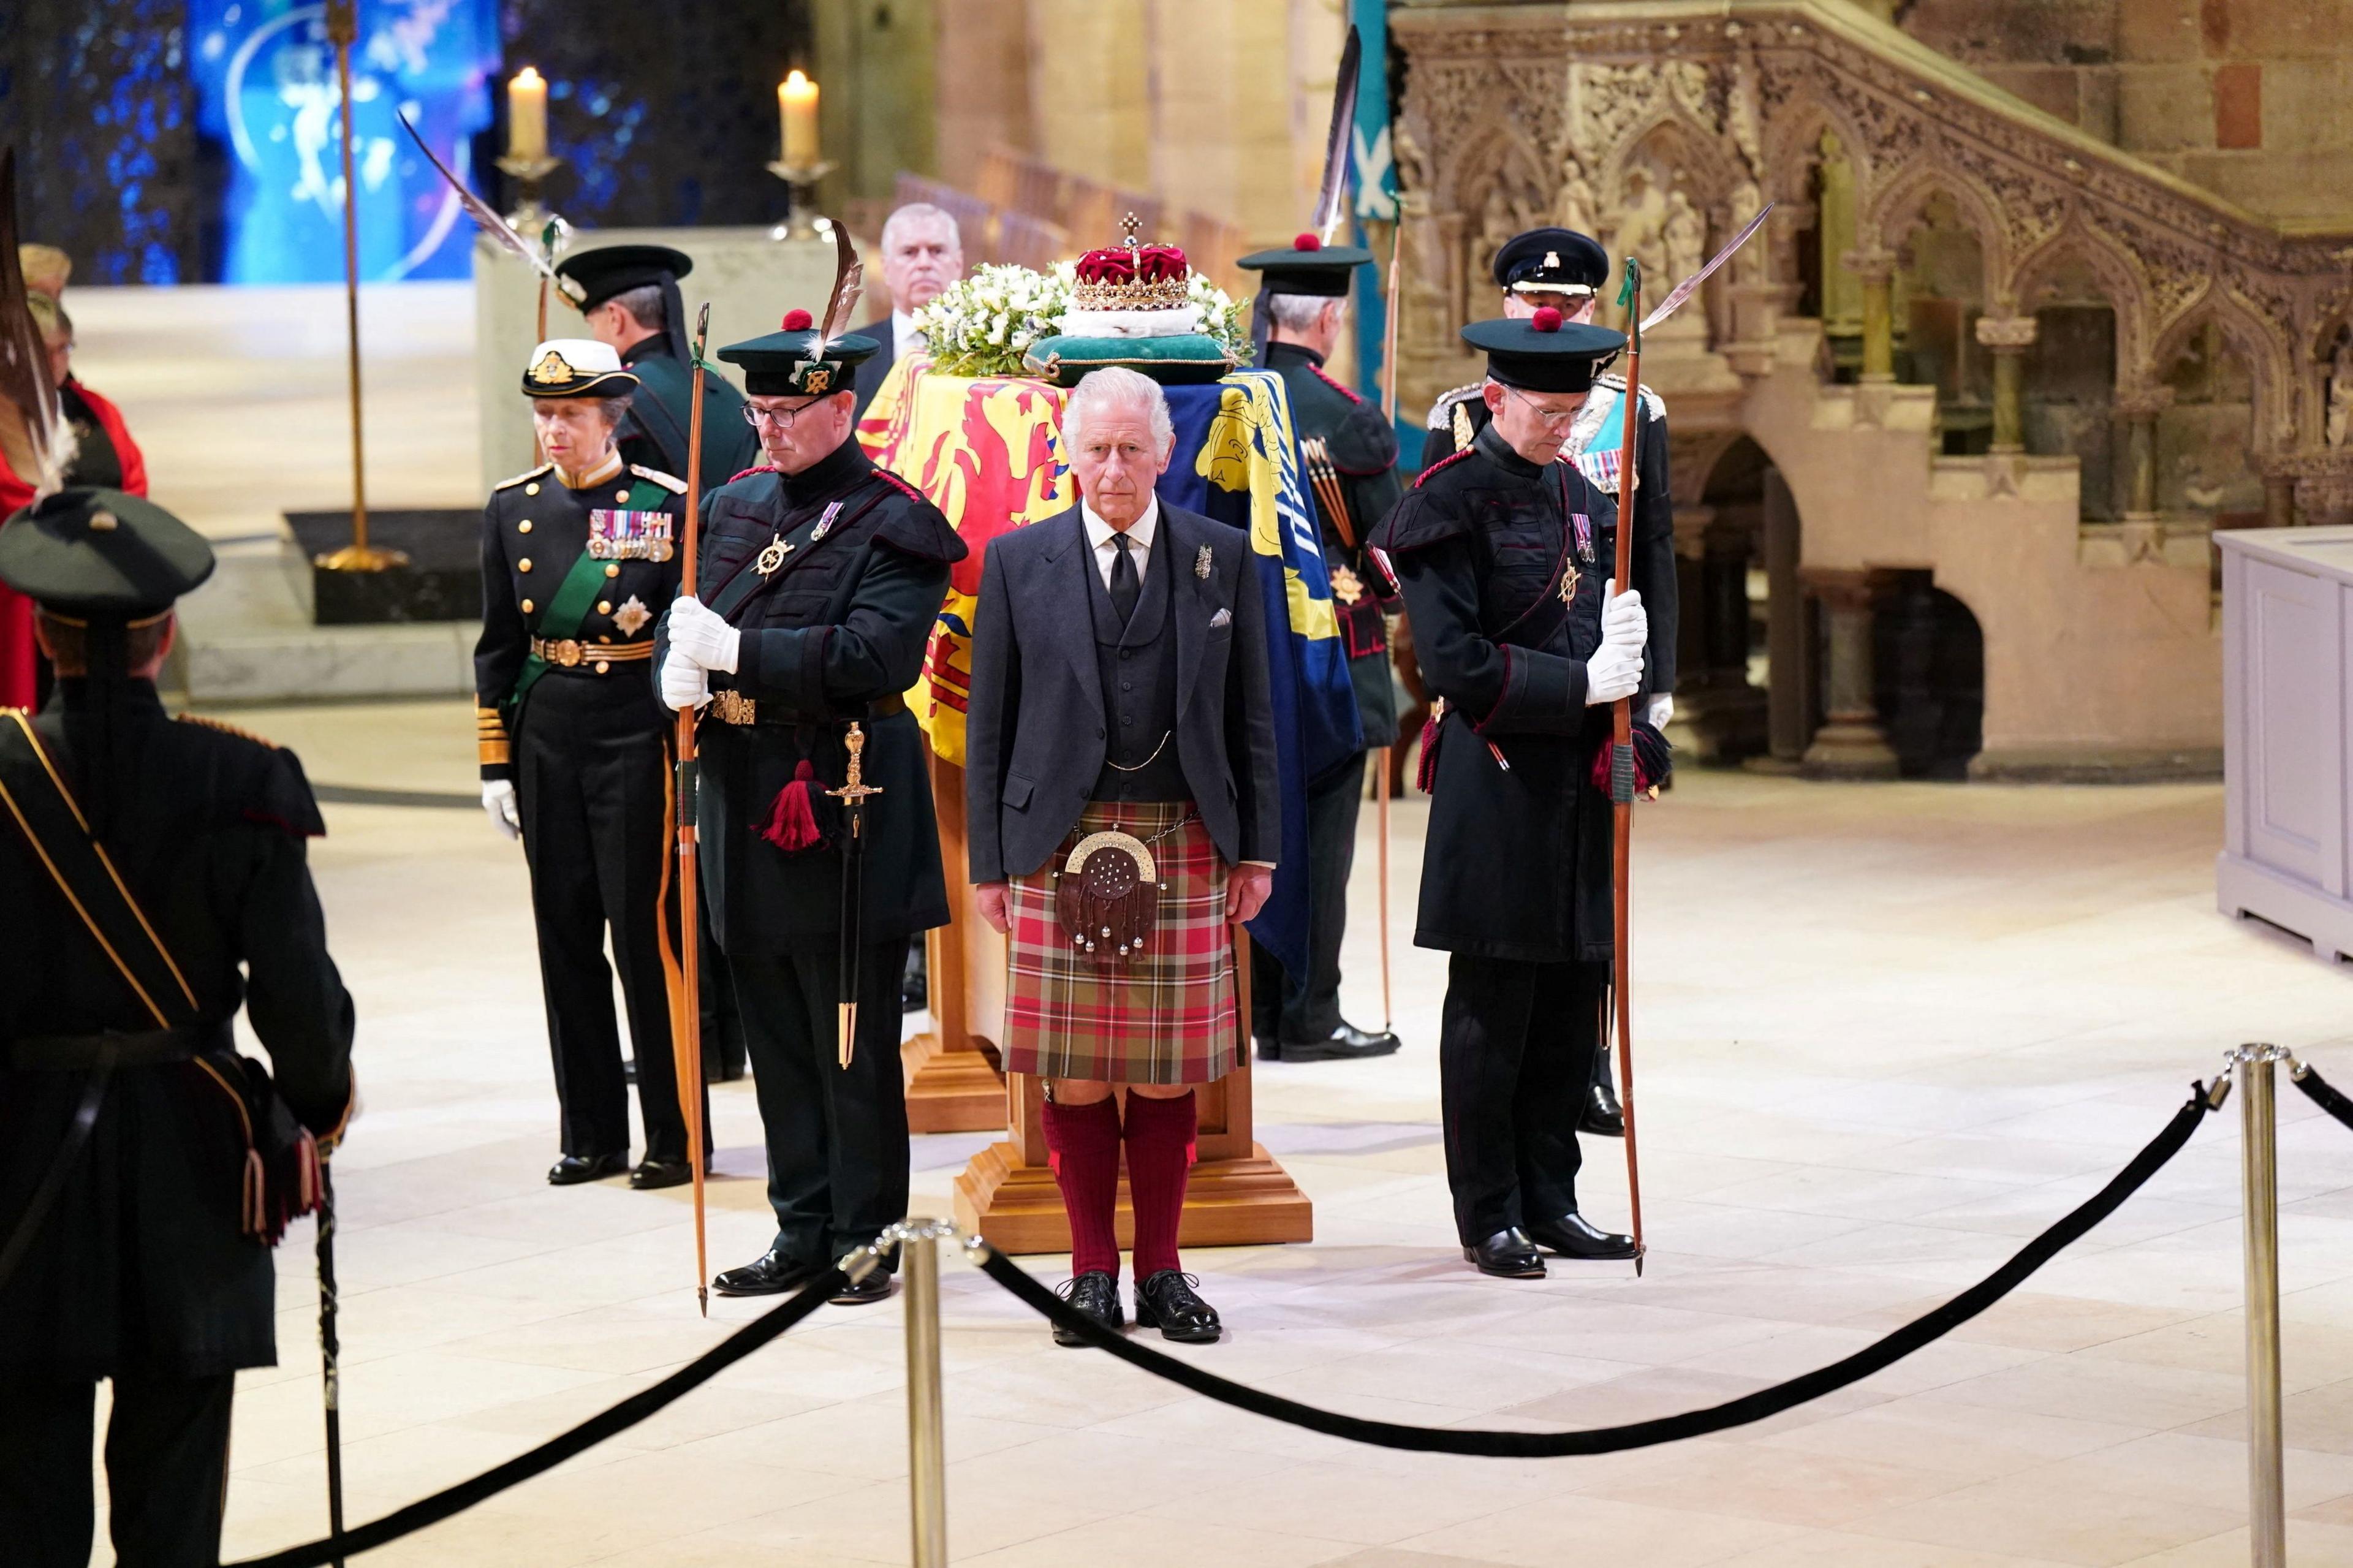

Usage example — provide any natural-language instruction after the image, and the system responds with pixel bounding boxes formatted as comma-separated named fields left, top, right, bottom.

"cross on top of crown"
left=1120, top=211, right=1142, bottom=250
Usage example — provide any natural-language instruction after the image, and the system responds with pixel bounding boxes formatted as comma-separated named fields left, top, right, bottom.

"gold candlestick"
left=496, top=152, right=564, bottom=233
left=766, top=159, right=839, bottom=241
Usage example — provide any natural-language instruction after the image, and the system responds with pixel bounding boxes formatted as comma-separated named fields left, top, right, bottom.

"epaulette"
left=1594, top=372, right=1667, bottom=419
left=1412, top=447, right=1476, bottom=489
left=1425, top=383, right=1482, bottom=433
left=494, top=462, right=554, bottom=491
left=1309, top=364, right=1365, bottom=406
left=725, top=464, right=779, bottom=485
left=629, top=463, right=688, bottom=494
left=176, top=713, right=281, bottom=749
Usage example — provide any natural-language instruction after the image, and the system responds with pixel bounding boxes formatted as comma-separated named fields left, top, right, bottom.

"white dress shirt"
left=892, top=308, right=925, bottom=355
left=1080, top=494, right=1159, bottom=591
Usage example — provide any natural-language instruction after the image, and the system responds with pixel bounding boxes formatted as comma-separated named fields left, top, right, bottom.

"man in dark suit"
left=965, top=366, right=1279, bottom=1347
left=559, top=243, right=761, bottom=490
left=849, top=202, right=965, bottom=422
left=0, top=488, right=355, bottom=1567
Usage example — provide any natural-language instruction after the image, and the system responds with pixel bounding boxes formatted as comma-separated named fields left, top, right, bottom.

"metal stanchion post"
left=902, top=1221, right=949, bottom=1568
left=2236, top=1044, right=2287, bottom=1568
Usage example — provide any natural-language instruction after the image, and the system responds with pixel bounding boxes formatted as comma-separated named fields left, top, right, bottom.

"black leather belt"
left=9, top=1026, right=220, bottom=1072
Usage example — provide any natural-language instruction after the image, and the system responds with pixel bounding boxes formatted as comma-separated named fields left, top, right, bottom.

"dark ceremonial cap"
left=719, top=309, right=880, bottom=397
left=1491, top=228, right=1610, bottom=296
left=1237, top=232, right=1373, bottom=298
left=0, top=487, right=215, bottom=618
left=1460, top=309, right=1625, bottom=393
left=554, top=244, right=694, bottom=311
left=521, top=338, right=639, bottom=398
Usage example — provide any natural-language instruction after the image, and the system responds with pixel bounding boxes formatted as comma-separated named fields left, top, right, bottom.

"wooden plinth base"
left=900, top=1029, right=1006, bottom=1134
left=952, top=1137, right=1313, bottom=1254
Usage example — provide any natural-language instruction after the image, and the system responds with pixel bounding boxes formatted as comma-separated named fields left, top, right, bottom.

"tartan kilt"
left=1001, top=800, right=1239, bottom=1085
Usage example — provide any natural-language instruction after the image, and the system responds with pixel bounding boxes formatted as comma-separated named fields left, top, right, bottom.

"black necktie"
left=1109, top=532, right=1140, bottom=626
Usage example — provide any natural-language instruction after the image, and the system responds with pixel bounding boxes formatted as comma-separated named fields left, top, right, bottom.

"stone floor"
left=75, top=697, right=2352, bottom=1566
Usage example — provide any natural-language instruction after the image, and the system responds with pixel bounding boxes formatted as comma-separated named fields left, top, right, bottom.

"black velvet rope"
left=2295, top=1064, right=2353, bottom=1133
left=980, top=1083, right=2221, bottom=1458
left=225, top=1267, right=848, bottom=1568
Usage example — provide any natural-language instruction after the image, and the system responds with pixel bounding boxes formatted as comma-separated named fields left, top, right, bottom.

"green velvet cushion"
left=1022, top=333, right=1235, bottom=387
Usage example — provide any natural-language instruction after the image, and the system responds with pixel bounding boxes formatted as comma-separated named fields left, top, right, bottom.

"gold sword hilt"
left=826, top=721, right=884, bottom=837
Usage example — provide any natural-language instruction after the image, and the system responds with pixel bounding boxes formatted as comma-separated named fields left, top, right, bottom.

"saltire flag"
left=857, top=358, right=1361, bottom=979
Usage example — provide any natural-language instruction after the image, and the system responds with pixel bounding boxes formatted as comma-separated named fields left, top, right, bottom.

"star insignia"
left=1329, top=564, right=1365, bottom=605
left=612, top=596, right=653, bottom=637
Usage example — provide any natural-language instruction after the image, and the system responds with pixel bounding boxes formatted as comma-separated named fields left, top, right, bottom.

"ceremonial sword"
left=827, top=724, right=882, bottom=1069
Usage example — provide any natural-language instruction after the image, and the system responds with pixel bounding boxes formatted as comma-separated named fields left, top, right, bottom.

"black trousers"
left=1250, top=749, right=1366, bottom=1042
left=515, top=675, right=688, bottom=1162
left=1439, top=953, right=1607, bottom=1243
left=0, top=1372, right=233, bottom=1568
left=697, top=897, right=748, bottom=1080
left=730, top=938, right=909, bottom=1266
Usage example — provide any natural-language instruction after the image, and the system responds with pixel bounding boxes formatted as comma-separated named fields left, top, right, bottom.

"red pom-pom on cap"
left=1531, top=305, right=1564, bottom=333
left=781, top=308, right=813, bottom=331
left=1294, top=232, right=1321, bottom=251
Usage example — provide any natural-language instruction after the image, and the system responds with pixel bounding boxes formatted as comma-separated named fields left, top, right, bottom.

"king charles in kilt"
left=659, top=308, right=964, bottom=1306
left=475, top=338, right=697, bottom=1192
left=1371, top=310, right=1673, bottom=1280
left=967, top=366, right=1280, bottom=1347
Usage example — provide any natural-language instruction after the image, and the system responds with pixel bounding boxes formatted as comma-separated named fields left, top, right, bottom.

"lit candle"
left=508, top=66, right=547, bottom=162
left=779, top=70, right=819, bottom=167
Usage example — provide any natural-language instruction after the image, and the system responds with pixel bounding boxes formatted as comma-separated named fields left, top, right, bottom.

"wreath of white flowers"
left=910, top=261, right=1249, bottom=377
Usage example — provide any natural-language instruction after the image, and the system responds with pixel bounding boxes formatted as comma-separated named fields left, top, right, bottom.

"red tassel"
left=760, top=760, right=827, bottom=852
left=1416, top=710, right=1443, bottom=793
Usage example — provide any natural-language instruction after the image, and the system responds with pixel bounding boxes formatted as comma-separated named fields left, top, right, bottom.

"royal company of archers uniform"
left=476, top=338, right=697, bottom=1192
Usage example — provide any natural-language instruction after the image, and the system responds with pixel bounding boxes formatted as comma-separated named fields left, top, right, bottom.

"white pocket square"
left=1209, top=607, right=1232, bottom=628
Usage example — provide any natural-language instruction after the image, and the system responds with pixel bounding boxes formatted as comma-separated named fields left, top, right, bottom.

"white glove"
left=1584, top=578, right=1646, bottom=706
left=659, top=651, right=710, bottom=712
left=482, top=780, right=521, bottom=839
left=665, top=595, right=741, bottom=675
left=1648, top=693, right=1675, bottom=729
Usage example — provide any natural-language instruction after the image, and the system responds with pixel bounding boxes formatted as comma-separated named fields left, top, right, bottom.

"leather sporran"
left=1054, top=830, right=1163, bottom=960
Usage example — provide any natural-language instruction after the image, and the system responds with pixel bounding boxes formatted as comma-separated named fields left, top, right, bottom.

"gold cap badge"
left=529, top=349, right=575, bottom=386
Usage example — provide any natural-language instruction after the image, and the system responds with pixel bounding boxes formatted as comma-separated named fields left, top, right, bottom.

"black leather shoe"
left=1052, top=1270, right=1126, bottom=1347
left=1276, top=1021, right=1403, bottom=1062
left=1254, top=1036, right=1283, bottom=1062
left=1134, top=1270, right=1222, bottom=1343
left=830, top=1268, right=895, bottom=1306
left=1526, top=1211, right=1639, bottom=1261
left=1580, top=1079, right=1625, bottom=1137
left=629, top=1156, right=692, bottom=1191
left=712, top=1248, right=822, bottom=1297
left=1463, top=1227, right=1547, bottom=1278
left=547, top=1151, right=629, bottom=1186
left=708, top=1058, right=746, bottom=1084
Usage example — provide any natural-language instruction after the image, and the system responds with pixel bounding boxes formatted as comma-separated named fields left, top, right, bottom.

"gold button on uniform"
left=596, top=600, right=612, bottom=615
left=594, top=661, right=610, bottom=674
left=517, top=520, right=532, bottom=534
left=518, top=558, right=532, bottom=573
left=604, top=564, right=620, bottom=578
left=524, top=482, right=540, bottom=496
left=520, top=598, right=534, bottom=613
left=615, top=488, right=630, bottom=502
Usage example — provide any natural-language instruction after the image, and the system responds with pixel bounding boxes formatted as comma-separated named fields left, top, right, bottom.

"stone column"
left=2263, top=469, right=2298, bottom=529
left=1846, top=248, right=1897, bottom=382
left=1975, top=314, right=2037, bottom=453
left=1800, top=567, right=1899, bottom=779
left=1759, top=468, right=1808, bottom=771
left=2112, top=385, right=2173, bottom=518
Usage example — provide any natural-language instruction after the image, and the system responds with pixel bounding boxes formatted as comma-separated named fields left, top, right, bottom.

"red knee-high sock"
left=1042, top=1094, right=1124, bottom=1278
left=1123, top=1089, right=1197, bottom=1279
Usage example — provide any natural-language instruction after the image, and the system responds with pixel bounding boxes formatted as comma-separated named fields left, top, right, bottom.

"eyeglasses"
left=743, top=400, right=819, bottom=430
left=1504, top=385, right=1583, bottom=430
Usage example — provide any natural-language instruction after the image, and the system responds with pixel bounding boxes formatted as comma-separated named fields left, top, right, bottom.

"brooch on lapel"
left=755, top=531, right=792, bottom=575
left=809, top=500, right=843, bottom=543
left=1195, top=543, right=1213, bottom=580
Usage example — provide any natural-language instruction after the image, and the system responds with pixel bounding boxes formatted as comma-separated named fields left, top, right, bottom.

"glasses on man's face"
left=743, top=400, right=817, bottom=431
left=1506, top=386, right=1583, bottom=430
